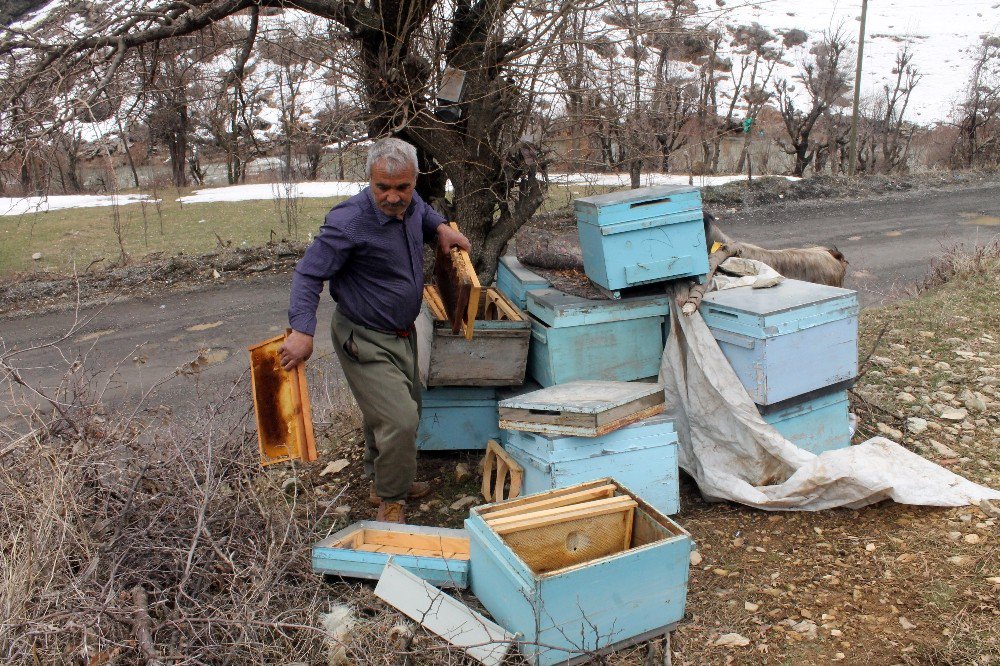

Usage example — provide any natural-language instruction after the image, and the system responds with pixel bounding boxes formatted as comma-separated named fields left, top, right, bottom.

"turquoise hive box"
left=574, top=185, right=710, bottom=293
left=466, top=479, right=693, bottom=666
left=526, top=288, right=670, bottom=387
left=416, top=386, right=499, bottom=451
left=496, top=256, right=551, bottom=310
left=500, top=414, right=680, bottom=515
left=760, top=389, right=852, bottom=455
left=700, top=279, right=859, bottom=406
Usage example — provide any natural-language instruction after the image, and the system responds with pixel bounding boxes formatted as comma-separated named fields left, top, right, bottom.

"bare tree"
left=731, top=23, right=785, bottom=175
left=953, top=35, right=1000, bottom=168
left=775, top=30, right=852, bottom=176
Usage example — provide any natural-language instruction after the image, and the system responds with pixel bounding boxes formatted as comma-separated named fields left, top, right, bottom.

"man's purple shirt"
left=288, top=187, right=446, bottom=336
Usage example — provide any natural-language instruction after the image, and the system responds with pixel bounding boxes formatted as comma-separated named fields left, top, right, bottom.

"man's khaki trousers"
left=331, top=307, right=421, bottom=502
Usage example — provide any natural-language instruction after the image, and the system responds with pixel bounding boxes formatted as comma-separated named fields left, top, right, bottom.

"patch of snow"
left=550, top=173, right=799, bottom=187
left=9, top=0, right=63, bottom=30
left=176, top=181, right=366, bottom=204
left=0, top=194, right=157, bottom=216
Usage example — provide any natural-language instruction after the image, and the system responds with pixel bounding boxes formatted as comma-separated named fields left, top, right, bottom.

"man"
left=279, top=138, right=470, bottom=524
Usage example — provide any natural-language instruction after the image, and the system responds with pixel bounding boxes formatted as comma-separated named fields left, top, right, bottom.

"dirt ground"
left=276, top=250, right=999, bottom=665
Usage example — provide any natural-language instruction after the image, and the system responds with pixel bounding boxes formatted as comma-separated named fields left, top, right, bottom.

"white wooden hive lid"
left=498, top=380, right=664, bottom=414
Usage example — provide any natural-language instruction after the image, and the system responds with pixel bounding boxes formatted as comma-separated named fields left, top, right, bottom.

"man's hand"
left=437, top=223, right=472, bottom=254
left=279, top=330, right=314, bottom=371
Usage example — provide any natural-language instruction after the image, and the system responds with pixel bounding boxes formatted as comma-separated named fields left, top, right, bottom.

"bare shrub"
left=0, top=354, right=336, bottom=663
left=918, top=240, right=1000, bottom=292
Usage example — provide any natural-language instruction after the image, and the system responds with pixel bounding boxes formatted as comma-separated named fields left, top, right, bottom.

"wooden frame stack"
left=248, top=331, right=317, bottom=466
left=481, top=439, right=523, bottom=503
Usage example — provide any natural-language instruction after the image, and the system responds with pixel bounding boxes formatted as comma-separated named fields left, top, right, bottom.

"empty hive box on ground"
left=526, top=288, right=670, bottom=387
left=498, top=380, right=665, bottom=438
left=417, top=386, right=499, bottom=451
left=759, top=388, right=852, bottom=455
left=416, top=285, right=530, bottom=387
left=501, top=414, right=680, bottom=515
left=700, top=279, right=859, bottom=406
left=496, top=255, right=552, bottom=311
left=312, top=521, right=470, bottom=589
left=466, top=479, right=693, bottom=666
left=574, top=185, right=710, bottom=293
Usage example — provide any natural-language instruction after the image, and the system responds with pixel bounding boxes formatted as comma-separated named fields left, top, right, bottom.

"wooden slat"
left=486, top=289, right=523, bottom=322
left=487, top=495, right=635, bottom=528
left=477, top=479, right=613, bottom=516
left=481, top=485, right=618, bottom=521
left=491, top=497, right=638, bottom=535
left=362, top=529, right=470, bottom=555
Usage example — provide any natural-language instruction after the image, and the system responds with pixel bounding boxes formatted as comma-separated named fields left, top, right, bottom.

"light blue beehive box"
left=574, top=185, right=710, bottom=293
left=496, top=256, right=551, bottom=311
left=467, top=479, right=693, bottom=666
left=526, top=288, right=670, bottom=387
left=313, top=521, right=470, bottom=588
left=700, top=279, right=859, bottom=406
left=416, top=386, right=499, bottom=451
left=760, top=389, right=852, bottom=455
left=501, top=414, right=680, bottom=515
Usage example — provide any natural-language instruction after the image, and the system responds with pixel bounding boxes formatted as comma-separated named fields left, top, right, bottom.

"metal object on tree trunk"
left=436, top=67, right=466, bottom=122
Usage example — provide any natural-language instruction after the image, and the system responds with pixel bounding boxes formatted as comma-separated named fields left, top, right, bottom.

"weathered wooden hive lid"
left=573, top=184, right=700, bottom=210
left=499, top=380, right=663, bottom=415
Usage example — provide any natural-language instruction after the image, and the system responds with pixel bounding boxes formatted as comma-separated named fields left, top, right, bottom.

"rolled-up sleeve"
left=288, top=207, right=355, bottom=336
left=421, top=203, right=447, bottom=244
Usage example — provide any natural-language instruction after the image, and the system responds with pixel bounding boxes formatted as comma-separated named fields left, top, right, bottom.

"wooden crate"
left=700, top=279, right=859, bottom=405
left=496, top=255, right=551, bottom=311
left=526, top=288, right=670, bottom=387
left=416, top=285, right=530, bottom=387
left=760, top=389, right=852, bottom=455
left=248, top=332, right=317, bottom=466
left=501, top=414, right=680, bottom=515
left=312, top=521, right=470, bottom=589
left=417, top=386, right=499, bottom=451
left=498, top=380, right=665, bottom=437
left=467, top=479, right=693, bottom=666
left=574, top=185, right=710, bottom=293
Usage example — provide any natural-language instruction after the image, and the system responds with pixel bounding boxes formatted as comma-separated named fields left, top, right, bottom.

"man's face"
left=370, top=161, right=417, bottom=218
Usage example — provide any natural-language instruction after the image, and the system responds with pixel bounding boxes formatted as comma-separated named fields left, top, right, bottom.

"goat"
left=703, top=213, right=849, bottom=287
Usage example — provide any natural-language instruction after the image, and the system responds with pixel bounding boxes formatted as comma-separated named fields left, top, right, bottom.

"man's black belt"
left=342, top=310, right=412, bottom=338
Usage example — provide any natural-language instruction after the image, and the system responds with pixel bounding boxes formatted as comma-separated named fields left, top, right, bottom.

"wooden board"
left=481, top=484, right=617, bottom=521
left=481, top=439, right=523, bottom=503
left=375, top=560, right=513, bottom=666
left=248, top=332, right=317, bottom=466
left=489, top=496, right=637, bottom=534
left=433, top=222, right=481, bottom=340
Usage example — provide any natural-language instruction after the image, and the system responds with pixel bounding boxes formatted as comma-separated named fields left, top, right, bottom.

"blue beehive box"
left=700, top=279, right=859, bottom=406
left=501, top=414, right=680, bottom=515
left=467, top=479, right=693, bottom=666
left=496, top=256, right=551, bottom=311
left=526, top=288, right=670, bottom=387
left=313, top=521, right=470, bottom=588
left=760, top=389, right=851, bottom=455
left=417, top=386, right=499, bottom=451
left=574, top=185, right=710, bottom=293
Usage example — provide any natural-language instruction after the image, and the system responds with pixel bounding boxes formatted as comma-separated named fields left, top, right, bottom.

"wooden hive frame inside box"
left=248, top=331, right=317, bottom=466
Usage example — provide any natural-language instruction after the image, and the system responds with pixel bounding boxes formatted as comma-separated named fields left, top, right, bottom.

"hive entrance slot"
left=630, top=197, right=671, bottom=208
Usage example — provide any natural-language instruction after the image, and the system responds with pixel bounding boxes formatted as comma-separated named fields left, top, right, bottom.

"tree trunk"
left=629, top=159, right=641, bottom=188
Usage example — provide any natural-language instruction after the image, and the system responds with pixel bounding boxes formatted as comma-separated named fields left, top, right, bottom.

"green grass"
left=0, top=188, right=343, bottom=276
left=0, top=182, right=601, bottom=277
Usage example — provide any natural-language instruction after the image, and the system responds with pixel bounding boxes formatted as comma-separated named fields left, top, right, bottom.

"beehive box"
left=760, top=389, right=852, bottom=455
left=312, top=521, right=470, bottom=589
left=574, top=185, right=710, bottom=293
left=467, top=479, right=693, bottom=666
left=501, top=414, right=680, bottom=515
left=416, top=386, right=499, bottom=451
left=700, top=279, right=859, bottom=405
left=526, top=289, right=670, bottom=387
left=496, top=255, right=551, bottom=311
left=416, top=286, right=530, bottom=387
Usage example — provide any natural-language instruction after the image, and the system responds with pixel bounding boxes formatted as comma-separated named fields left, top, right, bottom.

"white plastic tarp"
left=659, top=294, right=1000, bottom=510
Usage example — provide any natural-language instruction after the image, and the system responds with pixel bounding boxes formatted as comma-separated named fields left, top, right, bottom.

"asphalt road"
left=2, top=182, right=998, bottom=419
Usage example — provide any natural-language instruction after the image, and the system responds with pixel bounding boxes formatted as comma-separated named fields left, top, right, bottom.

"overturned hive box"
left=312, top=521, right=471, bottom=589
left=416, top=285, right=530, bottom=387
left=248, top=332, right=317, bottom=466
left=467, top=479, right=693, bottom=666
